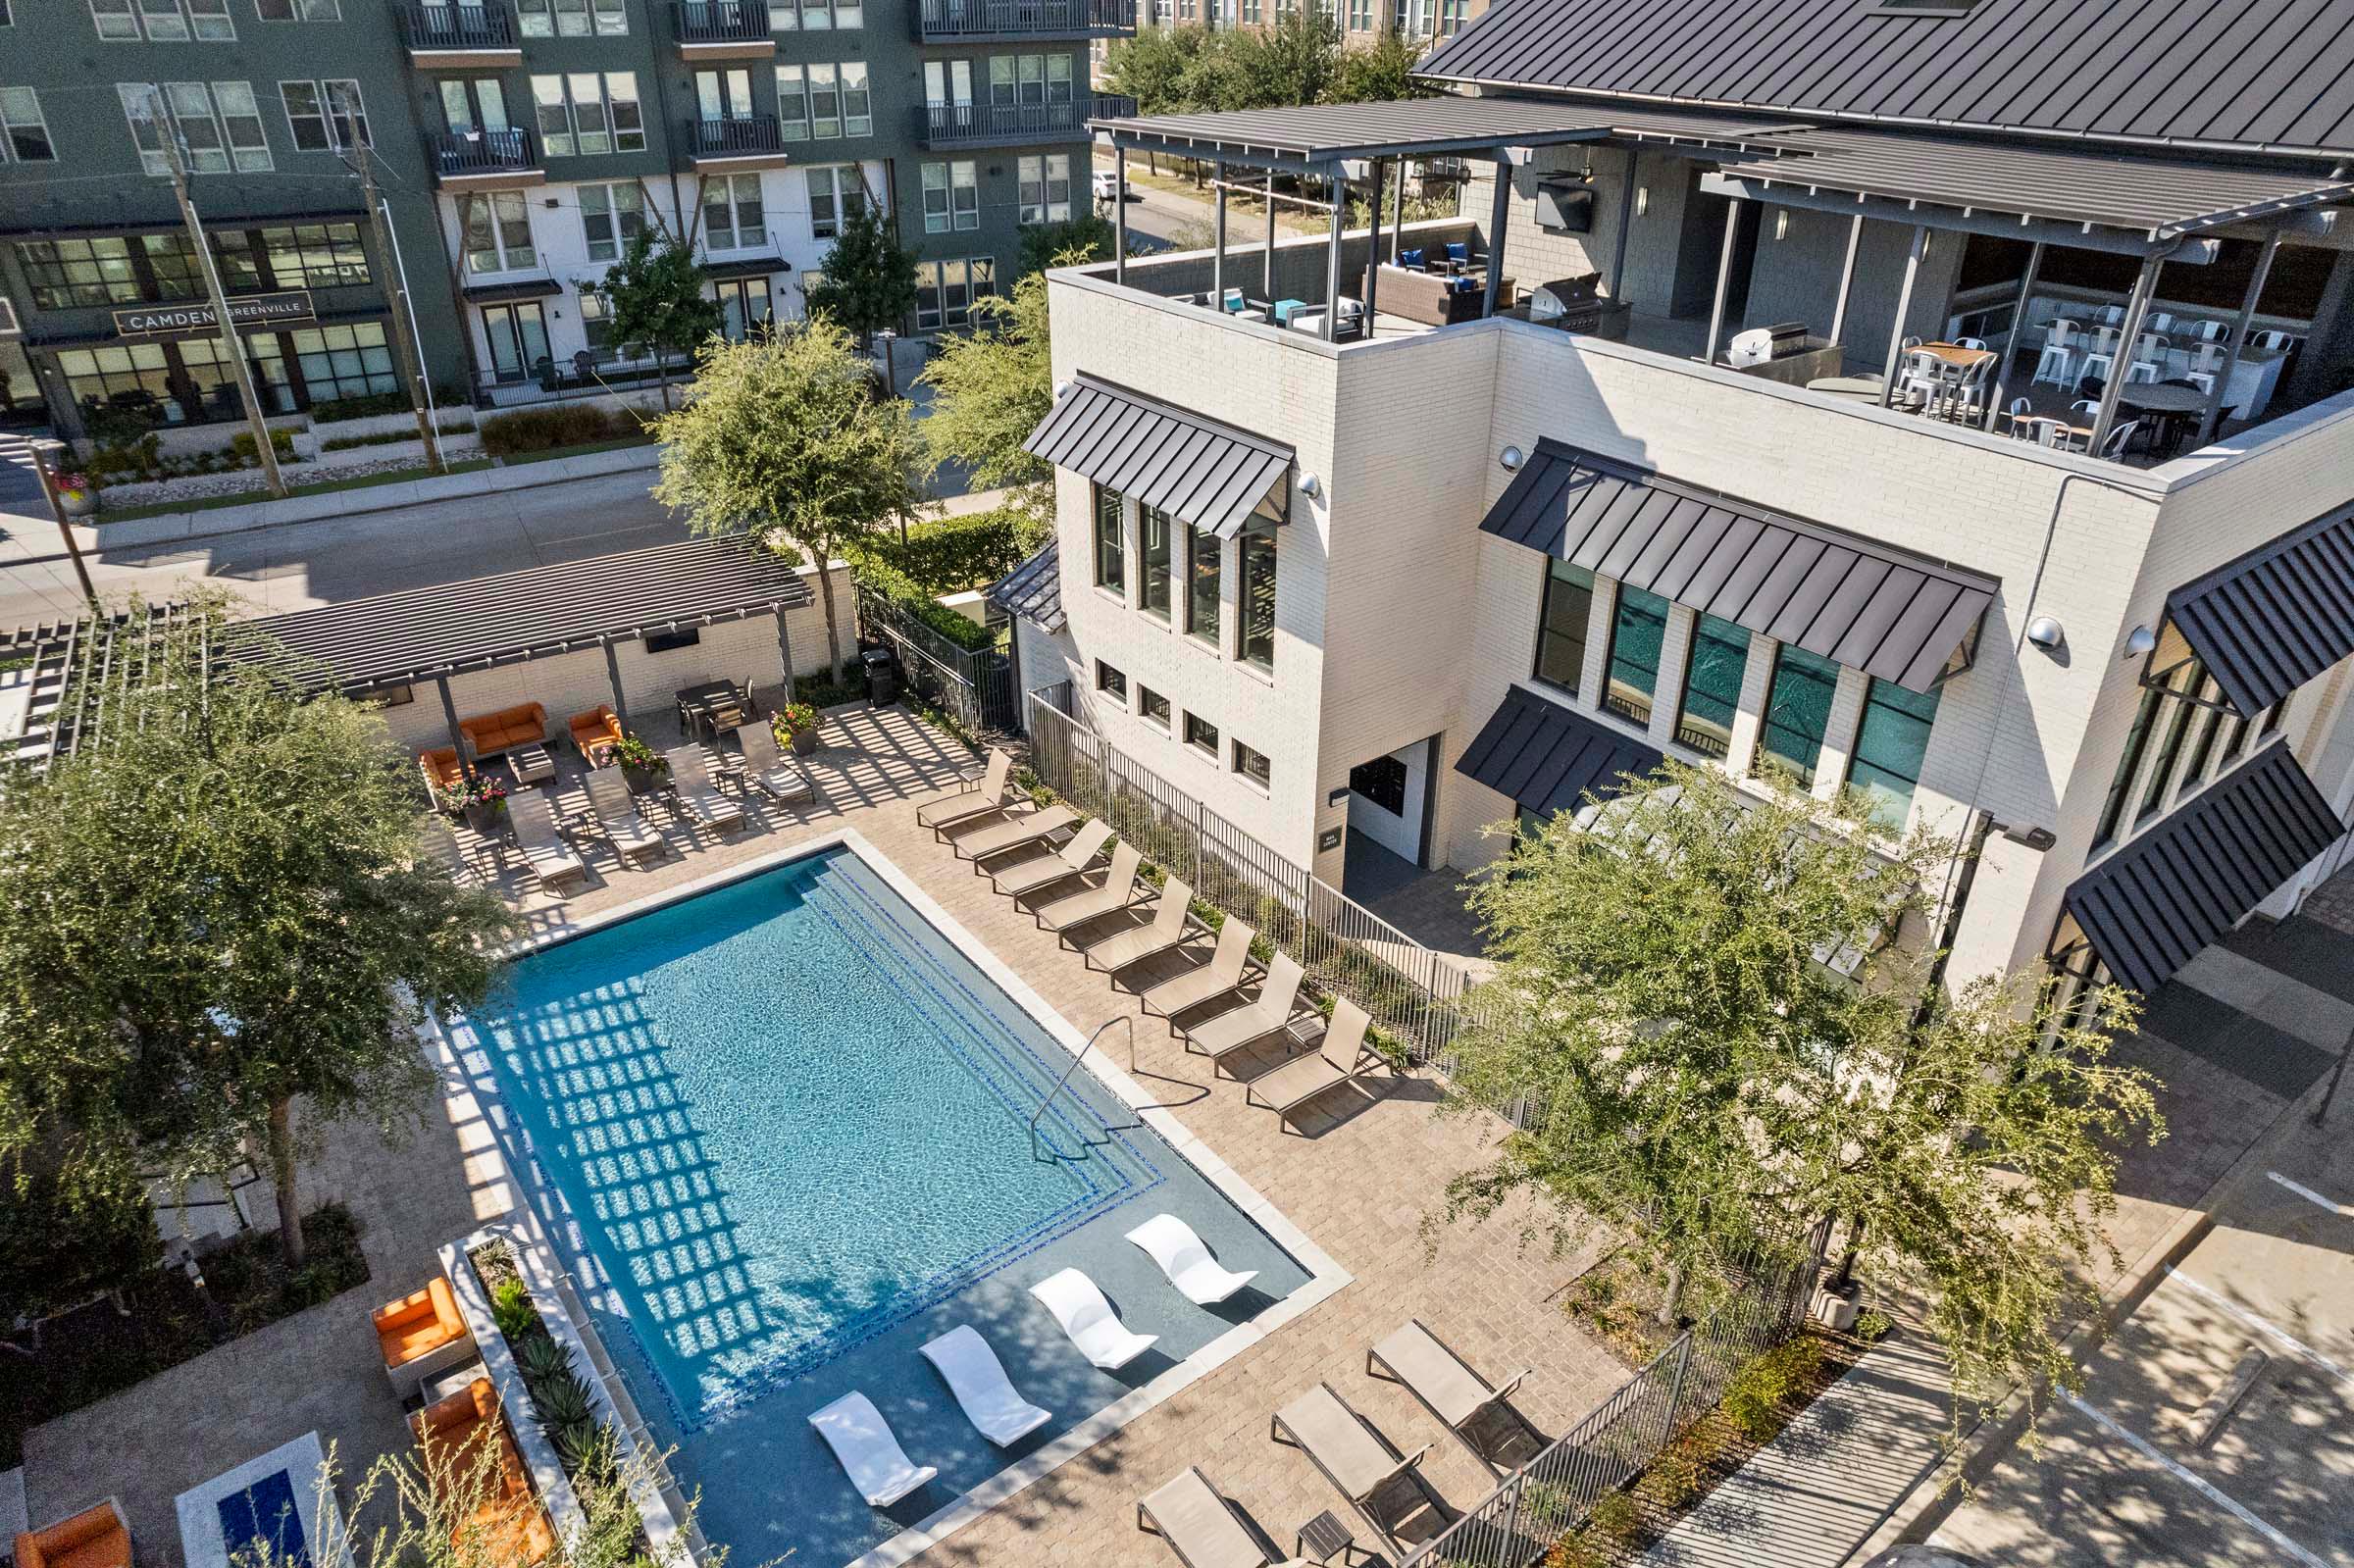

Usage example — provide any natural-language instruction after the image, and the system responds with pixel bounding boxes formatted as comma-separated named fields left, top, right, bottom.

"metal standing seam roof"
left=986, top=538, right=1067, bottom=632
left=1023, top=374, right=1294, bottom=542
left=1088, top=94, right=1808, bottom=163
left=1456, top=683, right=1666, bottom=817
left=254, top=536, right=813, bottom=693
left=2063, top=740, right=2344, bottom=995
left=1706, top=129, right=2354, bottom=240
left=2163, top=499, right=2354, bottom=722
left=1482, top=439, right=1995, bottom=693
left=1417, top=0, right=2354, bottom=159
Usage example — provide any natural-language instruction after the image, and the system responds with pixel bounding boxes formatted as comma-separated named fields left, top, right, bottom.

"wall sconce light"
left=1634, top=186, right=1649, bottom=217
left=1499, top=444, right=1524, bottom=472
left=1052, top=379, right=1070, bottom=399
left=2026, top=616, right=2066, bottom=651
left=2123, top=624, right=2158, bottom=659
left=1299, top=472, right=1323, bottom=500
left=1773, top=209, right=1789, bottom=241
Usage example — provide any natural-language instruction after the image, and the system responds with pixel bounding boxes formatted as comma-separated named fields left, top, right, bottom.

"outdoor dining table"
left=2117, top=382, right=2213, bottom=457
left=675, top=678, right=751, bottom=739
left=1915, top=342, right=1997, bottom=373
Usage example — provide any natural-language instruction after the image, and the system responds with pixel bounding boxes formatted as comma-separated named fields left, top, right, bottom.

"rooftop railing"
left=397, top=0, right=517, bottom=51
left=428, top=126, right=537, bottom=179
left=687, top=115, right=786, bottom=157
left=672, top=0, right=769, bottom=41
left=913, top=93, right=1136, bottom=148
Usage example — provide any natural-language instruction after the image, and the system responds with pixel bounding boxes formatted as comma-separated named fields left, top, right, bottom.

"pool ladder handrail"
left=1029, top=1014, right=1135, bottom=1162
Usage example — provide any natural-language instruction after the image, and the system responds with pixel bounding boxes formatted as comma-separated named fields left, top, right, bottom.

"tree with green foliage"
left=806, top=189, right=920, bottom=347
left=916, top=264, right=1056, bottom=518
left=0, top=601, right=518, bottom=1270
left=599, top=230, right=723, bottom=410
left=1103, top=24, right=1207, bottom=115
left=1440, top=763, right=2161, bottom=1424
left=1331, top=27, right=1429, bottom=104
left=1240, top=8, right=1344, bottom=110
left=650, top=323, right=928, bottom=681
left=1017, top=213, right=1118, bottom=277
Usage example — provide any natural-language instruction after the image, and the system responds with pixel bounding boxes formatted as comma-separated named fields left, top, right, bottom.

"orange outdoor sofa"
left=568, top=704, right=625, bottom=763
left=419, top=745, right=464, bottom=802
left=373, top=1275, right=474, bottom=1393
left=14, top=1500, right=131, bottom=1568
left=458, top=702, right=548, bottom=760
left=411, top=1379, right=556, bottom=1566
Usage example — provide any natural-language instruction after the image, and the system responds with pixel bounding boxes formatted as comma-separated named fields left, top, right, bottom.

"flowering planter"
left=55, top=486, right=98, bottom=518
left=791, top=728, right=819, bottom=756
left=622, top=762, right=667, bottom=795
left=463, top=798, right=505, bottom=833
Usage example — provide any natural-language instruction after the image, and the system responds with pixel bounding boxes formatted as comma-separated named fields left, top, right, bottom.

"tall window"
left=913, top=257, right=992, bottom=329
left=840, top=63, right=871, bottom=135
left=1187, top=524, right=1220, bottom=647
left=580, top=181, right=644, bottom=262
left=703, top=172, right=765, bottom=249
left=1240, top=532, right=1276, bottom=672
left=1602, top=583, right=1668, bottom=724
left=776, top=67, right=810, bottom=140
left=1093, top=485, right=1124, bottom=591
left=806, top=164, right=862, bottom=238
left=1846, top=679, right=1940, bottom=833
left=291, top=322, right=395, bottom=400
left=693, top=67, right=753, bottom=123
left=462, top=190, right=537, bottom=274
left=280, top=79, right=368, bottom=151
left=809, top=64, right=841, bottom=137
left=1018, top=154, right=1071, bottom=224
left=1674, top=613, right=1749, bottom=758
left=122, top=82, right=272, bottom=175
left=1757, top=644, right=1840, bottom=787
left=1140, top=505, right=1172, bottom=619
left=2135, top=662, right=2202, bottom=823
left=712, top=275, right=772, bottom=339
left=578, top=289, right=622, bottom=361
left=1533, top=559, right=1593, bottom=696
left=2092, top=683, right=2166, bottom=851
left=0, top=88, right=54, bottom=163
left=922, top=162, right=978, bottom=232
left=531, top=73, right=643, bottom=155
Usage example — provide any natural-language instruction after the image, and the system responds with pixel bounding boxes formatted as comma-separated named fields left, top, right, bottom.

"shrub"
left=230, top=429, right=297, bottom=466
left=1853, top=1308, right=1892, bottom=1342
left=871, top=506, right=1035, bottom=594
left=306, top=389, right=411, bottom=422
left=857, top=556, right=1001, bottom=652
left=319, top=420, right=476, bottom=452
left=490, top=1276, right=538, bottom=1341
left=1588, top=1491, right=1640, bottom=1542
left=1722, top=1337, right=1825, bottom=1440
left=480, top=402, right=639, bottom=457
left=1648, top=1435, right=1711, bottom=1507
left=83, top=402, right=161, bottom=448
left=87, top=434, right=164, bottom=483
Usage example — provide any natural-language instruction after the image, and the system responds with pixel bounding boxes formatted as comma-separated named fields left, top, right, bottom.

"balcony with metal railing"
left=911, top=0, right=1135, bottom=40
left=913, top=93, right=1136, bottom=150
left=686, top=115, right=793, bottom=168
left=672, top=0, right=776, bottom=54
left=397, top=0, right=522, bottom=65
left=429, top=127, right=541, bottom=188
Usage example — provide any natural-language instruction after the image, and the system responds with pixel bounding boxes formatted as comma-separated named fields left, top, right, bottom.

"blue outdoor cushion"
left=1399, top=248, right=1423, bottom=269
left=1446, top=242, right=1469, bottom=262
left=1453, top=276, right=1477, bottom=293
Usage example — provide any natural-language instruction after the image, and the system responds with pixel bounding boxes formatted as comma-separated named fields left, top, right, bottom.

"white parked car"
left=1092, top=170, right=1129, bottom=205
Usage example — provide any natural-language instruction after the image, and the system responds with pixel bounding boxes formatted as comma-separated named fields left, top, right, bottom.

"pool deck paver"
left=22, top=705, right=1630, bottom=1568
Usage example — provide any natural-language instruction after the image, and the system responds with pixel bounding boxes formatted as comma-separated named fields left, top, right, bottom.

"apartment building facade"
left=999, top=0, right=2354, bottom=1006
left=0, top=0, right=1135, bottom=440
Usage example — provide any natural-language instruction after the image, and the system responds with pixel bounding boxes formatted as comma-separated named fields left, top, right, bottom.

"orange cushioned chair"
left=457, top=702, right=549, bottom=760
left=419, top=746, right=464, bottom=802
left=568, top=704, right=625, bottom=764
left=410, top=1379, right=556, bottom=1566
left=373, top=1276, right=473, bottom=1392
left=14, top=1500, right=131, bottom=1568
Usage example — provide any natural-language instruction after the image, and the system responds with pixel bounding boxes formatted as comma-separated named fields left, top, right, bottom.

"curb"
left=1848, top=1064, right=2333, bottom=1560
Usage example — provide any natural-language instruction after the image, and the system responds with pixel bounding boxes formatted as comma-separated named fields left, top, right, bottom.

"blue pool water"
left=457, top=844, right=1310, bottom=1566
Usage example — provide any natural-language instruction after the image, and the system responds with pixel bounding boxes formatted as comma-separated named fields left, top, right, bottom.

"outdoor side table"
left=505, top=741, right=555, bottom=785
left=1296, top=1508, right=1355, bottom=1565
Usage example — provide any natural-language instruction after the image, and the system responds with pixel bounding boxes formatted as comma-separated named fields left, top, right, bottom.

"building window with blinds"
left=1845, top=678, right=1940, bottom=834
left=1756, top=644, right=1841, bottom=787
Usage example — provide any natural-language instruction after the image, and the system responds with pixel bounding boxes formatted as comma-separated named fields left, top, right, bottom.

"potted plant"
left=52, top=471, right=98, bottom=518
left=774, top=702, right=820, bottom=757
left=612, top=733, right=669, bottom=794
left=444, top=772, right=508, bottom=832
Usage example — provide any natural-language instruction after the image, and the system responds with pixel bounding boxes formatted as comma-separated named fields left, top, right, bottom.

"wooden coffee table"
left=504, top=741, right=555, bottom=785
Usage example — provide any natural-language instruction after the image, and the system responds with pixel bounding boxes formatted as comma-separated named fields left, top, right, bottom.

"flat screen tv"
left=1535, top=178, right=1596, bottom=234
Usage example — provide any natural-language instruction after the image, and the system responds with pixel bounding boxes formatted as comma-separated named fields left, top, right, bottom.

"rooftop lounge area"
left=1090, top=94, right=2354, bottom=472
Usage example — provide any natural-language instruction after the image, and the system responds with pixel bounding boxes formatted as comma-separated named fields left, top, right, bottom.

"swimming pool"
left=451, top=836, right=1325, bottom=1567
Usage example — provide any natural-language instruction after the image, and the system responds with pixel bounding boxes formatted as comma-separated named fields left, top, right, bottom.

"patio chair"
left=1136, top=1468, right=1273, bottom=1568
left=1079, top=874, right=1202, bottom=975
left=1180, top=952, right=1305, bottom=1074
left=736, top=722, right=815, bottom=804
left=1244, top=999, right=1384, bottom=1135
left=663, top=745, right=747, bottom=834
left=372, top=1276, right=475, bottom=1396
left=1035, top=841, right=1148, bottom=938
left=951, top=802, right=1079, bottom=864
left=507, top=790, right=588, bottom=893
left=568, top=704, right=624, bottom=766
left=1030, top=1267, right=1157, bottom=1370
left=14, top=1501, right=130, bottom=1568
left=989, top=818, right=1112, bottom=898
left=419, top=813, right=471, bottom=878
left=917, top=749, right=1013, bottom=837
left=584, top=770, right=664, bottom=867
left=419, top=745, right=465, bottom=805
left=1271, top=1382, right=1455, bottom=1553
left=1126, top=1213, right=1257, bottom=1305
left=808, top=1391, right=937, bottom=1508
left=1367, top=1318, right=1544, bottom=1474
left=1139, top=917, right=1256, bottom=1019
left=411, top=1379, right=557, bottom=1565
left=920, top=1325, right=1051, bottom=1447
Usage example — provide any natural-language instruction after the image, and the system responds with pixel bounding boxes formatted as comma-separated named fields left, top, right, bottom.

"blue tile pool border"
left=424, top=827, right=1352, bottom=1568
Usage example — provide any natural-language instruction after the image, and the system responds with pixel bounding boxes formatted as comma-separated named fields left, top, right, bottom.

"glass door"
left=695, top=68, right=753, bottom=121
left=481, top=300, right=550, bottom=383
left=439, top=78, right=510, bottom=133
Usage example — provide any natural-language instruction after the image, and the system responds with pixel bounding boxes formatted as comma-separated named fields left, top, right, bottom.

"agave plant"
left=554, top=1416, right=607, bottom=1472
left=533, top=1367, right=598, bottom=1431
left=515, top=1332, right=575, bottom=1384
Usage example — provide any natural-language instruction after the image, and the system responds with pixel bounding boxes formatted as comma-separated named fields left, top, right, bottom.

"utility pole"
left=347, top=122, right=444, bottom=474
left=26, top=438, right=99, bottom=607
left=148, top=85, right=287, bottom=498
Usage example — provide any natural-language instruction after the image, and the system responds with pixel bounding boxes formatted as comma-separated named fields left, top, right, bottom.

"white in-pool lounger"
left=1126, top=1213, right=1259, bottom=1305
left=1030, top=1267, right=1158, bottom=1370
left=919, top=1325, right=1052, bottom=1446
left=807, top=1391, right=937, bottom=1507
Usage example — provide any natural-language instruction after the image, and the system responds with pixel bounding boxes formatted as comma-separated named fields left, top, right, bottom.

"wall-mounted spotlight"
left=1500, top=444, right=1524, bottom=472
left=1299, top=472, right=1323, bottom=500
left=2123, top=625, right=2158, bottom=659
left=2026, top=616, right=2066, bottom=651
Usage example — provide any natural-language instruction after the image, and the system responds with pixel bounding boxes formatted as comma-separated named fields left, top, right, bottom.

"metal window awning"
left=2161, top=499, right=2354, bottom=721
left=1456, top=683, right=1664, bottom=819
left=1482, top=439, right=1994, bottom=693
left=460, top=278, right=565, bottom=305
left=254, top=536, right=813, bottom=694
left=702, top=253, right=785, bottom=280
left=2063, top=741, right=2344, bottom=995
left=985, top=539, right=1065, bottom=633
left=1023, top=373, right=1293, bottom=541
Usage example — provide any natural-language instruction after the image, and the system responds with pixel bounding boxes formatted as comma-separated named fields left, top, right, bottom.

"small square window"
left=1140, top=687, right=1170, bottom=728
left=1096, top=660, right=1127, bottom=703
left=1185, top=713, right=1219, bottom=757
left=1232, top=739, right=1271, bottom=789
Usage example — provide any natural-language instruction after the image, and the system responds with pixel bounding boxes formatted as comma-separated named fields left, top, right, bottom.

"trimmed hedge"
left=878, top=506, right=1035, bottom=594
left=859, top=556, right=999, bottom=652
left=480, top=403, right=641, bottom=457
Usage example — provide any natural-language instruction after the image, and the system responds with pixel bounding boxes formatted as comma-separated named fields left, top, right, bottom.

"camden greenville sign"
left=112, top=290, right=315, bottom=338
